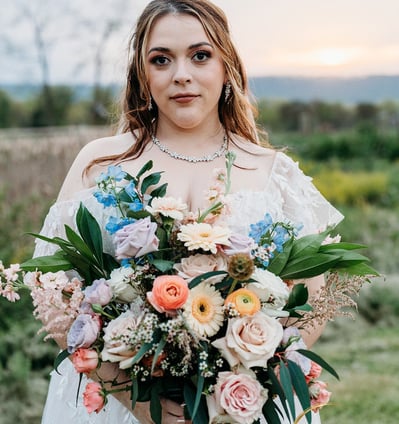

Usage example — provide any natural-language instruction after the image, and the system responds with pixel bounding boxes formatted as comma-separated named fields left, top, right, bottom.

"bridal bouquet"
left=1, top=152, right=377, bottom=424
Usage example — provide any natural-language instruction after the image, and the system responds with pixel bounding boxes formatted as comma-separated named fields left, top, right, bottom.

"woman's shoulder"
left=80, top=131, right=136, bottom=158
left=57, top=132, right=136, bottom=201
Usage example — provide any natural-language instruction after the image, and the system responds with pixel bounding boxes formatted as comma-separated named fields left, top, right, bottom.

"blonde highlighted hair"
left=87, top=0, right=266, bottom=170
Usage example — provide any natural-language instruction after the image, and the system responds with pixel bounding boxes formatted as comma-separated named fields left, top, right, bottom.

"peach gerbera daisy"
left=177, top=223, right=231, bottom=254
left=183, top=282, right=224, bottom=337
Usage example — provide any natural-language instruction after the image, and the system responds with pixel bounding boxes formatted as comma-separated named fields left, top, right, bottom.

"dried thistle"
left=227, top=253, right=255, bottom=281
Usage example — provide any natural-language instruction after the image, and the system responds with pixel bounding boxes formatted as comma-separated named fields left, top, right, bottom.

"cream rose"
left=212, top=311, right=283, bottom=369
left=250, top=268, right=289, bottom=309
left=174, top=253, right=227, bottom=282
left=101, top=309, right=143, bottom=369
left=208, top=370, right=267, bottom=424
left=107, top=267, right=140, bottom=303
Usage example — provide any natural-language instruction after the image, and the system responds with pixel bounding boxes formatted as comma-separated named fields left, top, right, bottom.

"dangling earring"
left=224, top=81, right=232, bottom=103
left=148, top=97, right=153, bottom=111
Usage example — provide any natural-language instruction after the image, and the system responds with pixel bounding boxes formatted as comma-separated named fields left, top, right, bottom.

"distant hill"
left=1, top=75, right=399, bottom=104
left=249, top=75, right=399, bottom=103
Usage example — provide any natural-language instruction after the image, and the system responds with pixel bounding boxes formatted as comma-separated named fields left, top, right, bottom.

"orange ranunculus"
left=147, top=275, right=189, bottom=315
left=71, top=348, right=99, bottom=374
left=225, top=288, right=261, bottom=316
left=83, top=382, right=105, bottom=414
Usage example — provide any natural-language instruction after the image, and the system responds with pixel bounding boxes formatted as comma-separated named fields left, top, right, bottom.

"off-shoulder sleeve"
left=33, top=189, right=114, bottom=258
left=271, top=152, right=344, bottom=235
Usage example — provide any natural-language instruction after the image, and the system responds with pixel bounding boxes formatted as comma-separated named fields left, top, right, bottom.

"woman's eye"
left=193, top=51, right=211, bottom=62
left=150, top=56, right=170, bottom=66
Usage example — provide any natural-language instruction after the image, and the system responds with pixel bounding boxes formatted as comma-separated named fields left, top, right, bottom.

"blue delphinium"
left=105, top=216, right=133, bottom=235
left=93, top=191, right=118, bottom=208
left=249, top=213, right=274, bottom=244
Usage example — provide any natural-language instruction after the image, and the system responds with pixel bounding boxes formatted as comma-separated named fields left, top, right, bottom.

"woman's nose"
left=173, top=59, right=192, bottom=84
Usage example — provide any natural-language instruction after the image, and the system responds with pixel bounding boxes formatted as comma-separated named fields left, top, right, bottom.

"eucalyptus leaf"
left=54, top=349, right=69, bottom=374
left=269, top=365, right=290, bottom=419
left=284, top=284, right=308, bottom=310
left=297, top=349, right=339, bottom=380
left=189, top=270, right=227, bottom=289
left=149, top=258, right=175, bottom=272
left=150, top=183, right=168, bottom=200
left=287, top=360, right=311, bottom=424
left=279, top=360, right=295, bottom=420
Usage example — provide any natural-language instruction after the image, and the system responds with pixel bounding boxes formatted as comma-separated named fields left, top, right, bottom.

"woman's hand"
left=160, top=398, right=190, bottom=424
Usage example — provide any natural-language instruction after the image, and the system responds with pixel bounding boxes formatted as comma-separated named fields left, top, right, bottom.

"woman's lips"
left=171, top=94, right=198, bottom=103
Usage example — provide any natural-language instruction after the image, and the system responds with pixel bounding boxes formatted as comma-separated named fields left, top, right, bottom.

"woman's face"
left=146, top=14, right=226, bottom=132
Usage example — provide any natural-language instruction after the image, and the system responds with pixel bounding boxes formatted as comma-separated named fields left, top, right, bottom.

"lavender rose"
left=84, top=279, right=112, bottom=306
left=67, top=314, right=101, bottom=353
left=114, top=217, right=159, bottom=260
left=223, top=233, right=256, bottom=256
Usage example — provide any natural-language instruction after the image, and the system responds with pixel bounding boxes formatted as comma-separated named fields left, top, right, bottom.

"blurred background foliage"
left=0, top=88, right=399, bottom=423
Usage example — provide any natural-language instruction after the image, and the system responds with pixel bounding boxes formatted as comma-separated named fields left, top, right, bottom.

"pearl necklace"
left=151, top=135, right=228, bottom=163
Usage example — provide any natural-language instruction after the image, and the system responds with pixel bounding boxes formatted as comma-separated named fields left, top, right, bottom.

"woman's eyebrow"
left=148, top=42, right=213, bottom=55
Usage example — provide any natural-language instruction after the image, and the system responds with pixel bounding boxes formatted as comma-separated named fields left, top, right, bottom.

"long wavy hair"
left=87, top=0, right=266, bottom=170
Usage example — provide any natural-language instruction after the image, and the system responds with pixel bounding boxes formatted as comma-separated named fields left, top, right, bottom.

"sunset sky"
left=1, top=0, right=398, bottom=84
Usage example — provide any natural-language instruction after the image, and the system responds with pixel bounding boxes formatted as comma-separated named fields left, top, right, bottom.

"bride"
left=36, top=0, right=343, bottom=422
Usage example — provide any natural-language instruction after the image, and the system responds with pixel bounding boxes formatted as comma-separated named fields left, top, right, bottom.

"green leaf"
left=289, top=231, right=328, bottom=260
left=269, top=365, right=290, bottom=419
left=126, top=210, right=151, bottom=220
left=149, top=258, right=175, bottom=272
left=184, top=381, right=209, bottom=424
left=151, top=337, right=167, bottom=374
left=279, top=360, right=296, bottom=420
left=319, top=242, right=367, bottom=252
left=150, top=183, right=168, bottom=200
left=287, top=360, right=311, bottom=424
left=131, top=377, right=138, bottom=411
left=150, top=382, right=162, bottom=424
left=76, top=203, right=104, bottom=266
left=141, top=172, right=163, bottom=195
left=64, top=225, right=97, bottom=262
left=340, top=262, right=379, bottom=276
left=189, top=270, right=227, bottom=289
left=263, top=397, right=285, bottom=424
left=136, top=160, right=153, bottom=179
left=280, top=253, right=341, bottom=279
left=54, top=349, right=69, bottom=374
left=284, top=284, right=308, bottom=310
left=20, top=251, right=72, bottom=272
left=268, top=238, right=294, bottom=275
left=297, top=349, right=339, bottom=380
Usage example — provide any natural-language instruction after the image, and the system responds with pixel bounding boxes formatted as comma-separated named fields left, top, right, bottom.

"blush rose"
left=71, top=348, right=99, bottom=374
left=83, top=382, right=105, bottom=414
left=213, top=311, right=283, bottom=368
left=208, top=370, right=267, bottom=424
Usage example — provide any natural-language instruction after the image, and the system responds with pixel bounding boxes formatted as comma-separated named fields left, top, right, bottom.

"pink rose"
left=83, top=382, right=105, bottom=414
left=306, top=361, right=323, bottom=383
left=309, top=380, right=331, bottom=412
left=208, top=371, right=267, bottom=424
left=212, top=311, right=283, bottom=368
left=71, top=348, right=99, bottom=374
left=67, top=314, right=102, bottom=353
left=147, top=275, right=189, bottom=315
left=84, top=279, right=112, bottom=306
left=114, top=217, right=159, bottom=260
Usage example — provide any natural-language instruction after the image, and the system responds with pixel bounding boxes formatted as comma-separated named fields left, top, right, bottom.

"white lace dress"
left=36, top=152, right=343, bottom=424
